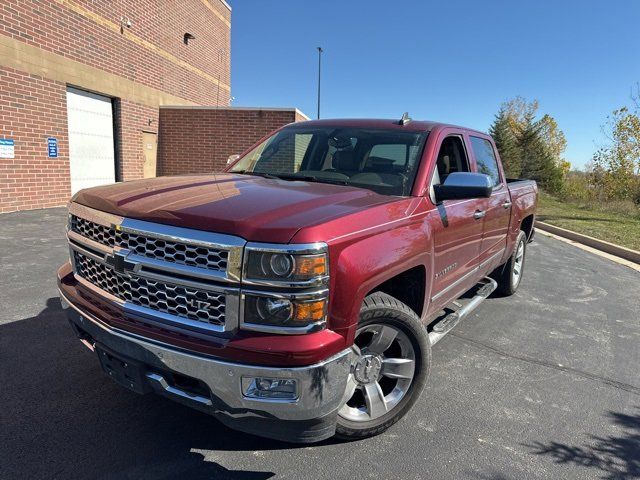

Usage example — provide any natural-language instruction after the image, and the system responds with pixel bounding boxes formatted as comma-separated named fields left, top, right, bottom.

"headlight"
left=242, top=292, right=328, bottom=333
left=243, top=243, right=329, bottom=286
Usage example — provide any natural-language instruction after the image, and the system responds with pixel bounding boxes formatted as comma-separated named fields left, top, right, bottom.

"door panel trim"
left=431, top=249, right=504, bottom=302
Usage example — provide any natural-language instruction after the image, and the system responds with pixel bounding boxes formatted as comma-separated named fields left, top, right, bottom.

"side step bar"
left=428, top=277, right=497, bottom=346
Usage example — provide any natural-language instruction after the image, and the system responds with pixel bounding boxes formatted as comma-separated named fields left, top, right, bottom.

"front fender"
left=327, top=218, right=433, bottom=342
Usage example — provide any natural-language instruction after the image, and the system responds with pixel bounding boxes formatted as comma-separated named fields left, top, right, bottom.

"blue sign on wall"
left=47, top=137, right=58, bottom=158
left=0, top=138, right=15, bottom=159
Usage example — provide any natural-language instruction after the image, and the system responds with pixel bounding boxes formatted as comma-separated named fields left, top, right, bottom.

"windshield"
left=229, top=126, right=429, bottom=196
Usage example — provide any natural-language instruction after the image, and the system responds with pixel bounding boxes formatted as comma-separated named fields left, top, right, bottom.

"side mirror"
left=433, top=172, right=493, bottom=202
left=227, top=154, right=240, bottom=165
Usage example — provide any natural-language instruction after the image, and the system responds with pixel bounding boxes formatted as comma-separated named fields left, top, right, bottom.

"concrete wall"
left=158, top=107, right=309, bottom=175
left=0, top=0, right=231, bottom=213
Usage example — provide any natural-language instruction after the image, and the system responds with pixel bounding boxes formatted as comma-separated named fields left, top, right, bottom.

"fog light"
left=242, top=377, right=298, bottom=400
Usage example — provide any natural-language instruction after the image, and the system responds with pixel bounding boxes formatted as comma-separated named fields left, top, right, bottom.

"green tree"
left=518, top=111, right=564, bottom=192
left=538, top=114, right=567, bottom=163
left=489, top=97, right=567, bottom=193
left=591, top=106, right=640, bottom=200
left=489, top=108, right=521, bottom=178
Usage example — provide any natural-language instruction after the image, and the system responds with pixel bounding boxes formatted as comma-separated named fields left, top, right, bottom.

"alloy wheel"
left=339, top=323, right=416, bottom=422
left=512, top=239, right=525, bottom=286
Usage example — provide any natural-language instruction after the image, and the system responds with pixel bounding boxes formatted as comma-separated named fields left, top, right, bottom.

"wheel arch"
left=365, top=265, right=426, bottom=319
left=520, top=214, right=535, bottom=240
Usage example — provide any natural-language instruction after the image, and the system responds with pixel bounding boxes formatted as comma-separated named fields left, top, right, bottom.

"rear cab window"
left=470, top=136, right=501, bottom=186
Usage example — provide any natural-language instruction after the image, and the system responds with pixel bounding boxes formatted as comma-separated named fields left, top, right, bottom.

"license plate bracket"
left=96, top=345, right=151, bottom=395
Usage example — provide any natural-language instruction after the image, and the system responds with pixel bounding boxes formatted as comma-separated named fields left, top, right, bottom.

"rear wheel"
left=335, top=292, right=430, bottom=440
left=493, top=230, right=527, bottom=296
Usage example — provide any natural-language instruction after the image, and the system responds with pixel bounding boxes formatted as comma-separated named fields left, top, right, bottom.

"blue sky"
left=229, top=0, right=640, bottom=169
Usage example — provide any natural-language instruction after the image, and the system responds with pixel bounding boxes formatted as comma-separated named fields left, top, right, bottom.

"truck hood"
left=72, top=174, right=398, bottom=243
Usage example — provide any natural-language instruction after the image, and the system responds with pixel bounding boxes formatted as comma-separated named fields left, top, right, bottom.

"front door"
left=142, top=131, right=158, bottom=178
left=429, top=131, right=484, bottom=310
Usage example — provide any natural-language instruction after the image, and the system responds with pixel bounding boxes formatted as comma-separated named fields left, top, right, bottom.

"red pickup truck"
left=57, top=116, right=537, bottom=443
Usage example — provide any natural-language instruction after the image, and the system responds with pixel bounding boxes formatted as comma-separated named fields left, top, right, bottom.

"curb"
left=535, top=221, right=640, bottom=265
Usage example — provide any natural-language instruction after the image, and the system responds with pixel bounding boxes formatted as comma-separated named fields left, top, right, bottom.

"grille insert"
left=71, top=215, right=116, bottom=247
left=74, top=251, right=226, bottom=327
left=116, top=231, right=228, bottom=270
left=70, top=216, right=228, bottom=274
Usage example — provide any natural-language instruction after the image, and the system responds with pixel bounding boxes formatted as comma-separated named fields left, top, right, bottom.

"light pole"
left=316, top=47, right=323, bottom=119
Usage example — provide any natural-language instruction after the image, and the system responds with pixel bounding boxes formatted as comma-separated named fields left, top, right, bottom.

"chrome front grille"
left=74, top=251, right=226, bottom=326
left=116, top=231, right=228, bottom=271
left=70, top=214, right=229, bottom=274
left=125, top=276, right=225, bottom=325
left=74, top=249, right=121, bottom=298
left=67, top=203, right=244, bottom=333
left=71, top=215, right=116, bottom=247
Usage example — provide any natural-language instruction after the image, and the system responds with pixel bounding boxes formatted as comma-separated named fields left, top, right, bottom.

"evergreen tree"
left=517, top=113, right=564, bottom=192
left=490, top=97, right=567, bottom=193
left=489, top=108, right=521, bottom=178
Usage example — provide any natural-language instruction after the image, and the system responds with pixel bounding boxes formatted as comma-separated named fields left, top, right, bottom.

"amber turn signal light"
left=293, top=299, right=327, bottom=322
left=294, top=255, right=327, bottom=277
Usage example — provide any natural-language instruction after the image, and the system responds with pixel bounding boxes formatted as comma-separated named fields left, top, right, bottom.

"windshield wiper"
left=232, top=170, right=279, bottom=179
left=274, top=173, right=351, bottom=186
left=233, top=171, right=350, bottom=186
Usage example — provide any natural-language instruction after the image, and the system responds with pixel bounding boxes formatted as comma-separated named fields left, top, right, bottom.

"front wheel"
left=335, top=292, right=431, bottom=440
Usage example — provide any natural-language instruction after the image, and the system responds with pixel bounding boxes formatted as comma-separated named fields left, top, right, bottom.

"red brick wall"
left=0, top=0, right=231, bottom=213
left=0, top=67, right=71, bottom=211
left=115, top=100, right=161, bottom=181
left=158, top=107, right=308, bottom=175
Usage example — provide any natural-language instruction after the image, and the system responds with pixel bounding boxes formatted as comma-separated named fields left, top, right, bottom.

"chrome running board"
left=428, top=277, right=497, bottom=346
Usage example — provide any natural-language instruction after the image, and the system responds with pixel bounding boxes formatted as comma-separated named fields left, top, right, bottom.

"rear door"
left=429, top=130, right=484, bottom=308
left=469, top=134, right=511, bottom=270
left=142, top=131, right=158, bottom=178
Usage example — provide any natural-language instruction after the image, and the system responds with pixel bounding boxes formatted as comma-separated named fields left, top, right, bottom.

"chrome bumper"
left=59, top=289, right=352, bottom=437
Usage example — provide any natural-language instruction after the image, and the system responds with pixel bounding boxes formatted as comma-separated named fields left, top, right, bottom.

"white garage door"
left=66, top=87, right=116, bottom=194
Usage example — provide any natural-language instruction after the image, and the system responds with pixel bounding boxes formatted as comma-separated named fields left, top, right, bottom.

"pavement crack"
left=449, top=332, right=640, bottom=396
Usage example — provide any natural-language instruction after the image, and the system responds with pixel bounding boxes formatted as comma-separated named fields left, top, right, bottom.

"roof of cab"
left=287, top=118, right=488, bottom=136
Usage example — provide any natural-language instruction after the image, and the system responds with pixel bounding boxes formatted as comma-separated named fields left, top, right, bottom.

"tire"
left=335, top=292, right=431, bottom=440
left=492, top=230, right=527, bottom=296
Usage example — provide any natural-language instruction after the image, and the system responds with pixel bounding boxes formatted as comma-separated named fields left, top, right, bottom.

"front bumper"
left=59, top=289, right=352, bottom=443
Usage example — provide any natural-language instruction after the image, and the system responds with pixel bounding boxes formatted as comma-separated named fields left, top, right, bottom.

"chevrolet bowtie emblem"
left=108, top=252, right=136, bottom=274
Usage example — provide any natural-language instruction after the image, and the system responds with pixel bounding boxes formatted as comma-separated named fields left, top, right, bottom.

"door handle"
left=503, top=201, right=512, bottom=209
left=473, top=210, right=486, bottom=219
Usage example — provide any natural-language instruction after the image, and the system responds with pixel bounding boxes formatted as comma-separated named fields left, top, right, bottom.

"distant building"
left=0, top=0, right=306, bottom=213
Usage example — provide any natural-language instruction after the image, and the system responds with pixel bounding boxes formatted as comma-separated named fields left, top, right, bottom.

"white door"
left=66, top=87, right=116, bottom=194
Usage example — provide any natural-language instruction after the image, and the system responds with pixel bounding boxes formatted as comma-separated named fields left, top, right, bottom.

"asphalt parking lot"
left=1, top=207, right=639, bottom=480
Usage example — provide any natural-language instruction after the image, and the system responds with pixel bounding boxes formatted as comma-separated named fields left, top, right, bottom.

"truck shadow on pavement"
left=0, top=298, right=319, bottom=479
left=525, top=409, right=640, bottom=480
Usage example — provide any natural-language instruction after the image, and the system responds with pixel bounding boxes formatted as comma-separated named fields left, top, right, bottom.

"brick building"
left=0, top=0, right=307, bottom=213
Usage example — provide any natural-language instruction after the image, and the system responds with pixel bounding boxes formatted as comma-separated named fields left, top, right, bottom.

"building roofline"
left=160, top=105, right=309, bottom=119
left=218, top=0, right=231, bottom=11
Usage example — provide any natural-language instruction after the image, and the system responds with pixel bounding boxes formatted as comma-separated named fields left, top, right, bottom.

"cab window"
left=470, top=136, right=501, bottom=186
left=434, top=136, right=469, bottom=184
